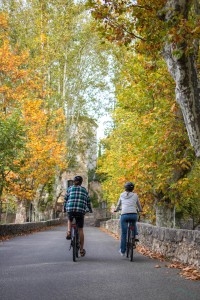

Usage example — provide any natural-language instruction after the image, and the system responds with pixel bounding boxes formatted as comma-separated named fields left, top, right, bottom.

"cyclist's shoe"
left=66, top=232, right=71, bottom=240
left=118, top=250, right=125, bottom=257
left=135, top=235, right=139, bottom=242
left=80, top=249, right=86, bottom=257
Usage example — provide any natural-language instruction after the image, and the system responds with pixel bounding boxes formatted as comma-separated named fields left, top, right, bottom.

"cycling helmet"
left=124, top=182, right=135, bottom=191
left=73, top=175, right=83, bottom=184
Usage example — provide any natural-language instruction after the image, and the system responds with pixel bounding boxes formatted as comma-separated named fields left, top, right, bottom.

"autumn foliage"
left=0, top=13, right=67, bottom=208
left=87, top=0, right=200, bottom=226
left=97, top=48, right=199, bottom=225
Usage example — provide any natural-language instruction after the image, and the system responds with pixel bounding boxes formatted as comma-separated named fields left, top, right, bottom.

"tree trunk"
left=15, top=201, right=27, bottom=224
left=162, top=0, right=200, bottom=157
left=163, top=45, right=200, bottom=157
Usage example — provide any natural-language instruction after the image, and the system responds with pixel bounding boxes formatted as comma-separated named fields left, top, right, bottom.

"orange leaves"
left=0, top=13, right=67, bottom=203
left=137, top=245, right=200, bottom=281
left=0, top=13, right=9, bottom=41
left=20, top=98, right=67, bottom=189
left=0, top=40, right=28, bottom=76
left=5, top=98, right=67, bottom=200
left=168, top=263, right=200, bottom=281
left=0, top=13, right=8, bottom=29
left=0, top=29, right=30, bottom=112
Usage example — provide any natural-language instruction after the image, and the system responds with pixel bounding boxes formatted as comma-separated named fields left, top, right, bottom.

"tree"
left=2, top=0, right=114, bottom=165
left=0, top=12, right=68, bottom=222
left=97, top=49, right=196, bottom=227
left=87, top=0, right=200, bottom=158
left=1, top=2, right=115, bottom=221
left=0, top=114, right=25, bottom=222
left=0, top=13, right=27, bottom=221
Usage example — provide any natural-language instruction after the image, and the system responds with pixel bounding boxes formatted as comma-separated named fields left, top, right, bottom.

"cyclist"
left=115, top=182, right=142, bottom=256
left=64, top=175, right=92, bottom=257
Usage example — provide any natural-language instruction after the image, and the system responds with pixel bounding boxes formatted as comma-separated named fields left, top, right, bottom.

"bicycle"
left=126, top=221, right=136, bottom=262
left=114, top=210, right=140, bottom=262
left=69, top=217, right=80, bottom=262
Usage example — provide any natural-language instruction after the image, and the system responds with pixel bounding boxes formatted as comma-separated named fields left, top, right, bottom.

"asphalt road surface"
left=0, top=225, right=199, bottom=300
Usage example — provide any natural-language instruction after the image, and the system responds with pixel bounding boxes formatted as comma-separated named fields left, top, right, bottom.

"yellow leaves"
left=12, top=104, right=67, bottom=198
left=0, top=31, right=31, bottom=113
left=22, top=99, right=67, bottom=180
left=0, top=13, right=9, bottom=40
left=96, top=45, right=195, bottom=214
left=0, top=13, right=8, bottom=29
left=0, top=14, right=67, bottom=202
left=0, top=40, right=28, bottom=74
left=170, top=103, right=177, bottom=113
left=179, top=159, right=192, bottom=170
left=40, top=33, right=47, bottom=44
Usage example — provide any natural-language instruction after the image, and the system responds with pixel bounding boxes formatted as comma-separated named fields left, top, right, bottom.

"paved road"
left=0, top=226, right=199, bottom=300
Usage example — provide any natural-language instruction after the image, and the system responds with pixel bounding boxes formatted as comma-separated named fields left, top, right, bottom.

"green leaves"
left=96, top=48, right=197, bottom=223
left=0, top=113, right=25, bottom=168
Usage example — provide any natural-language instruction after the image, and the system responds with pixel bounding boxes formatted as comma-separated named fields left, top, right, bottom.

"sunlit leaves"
left=87, top=0, right=199, bottom=56
left=0, top=12, right=67, bottom=204
left=97, top=49, right=195, bottom=222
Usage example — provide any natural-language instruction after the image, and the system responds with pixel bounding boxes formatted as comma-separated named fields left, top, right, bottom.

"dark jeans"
left=120, top=213, right=138, bottom=254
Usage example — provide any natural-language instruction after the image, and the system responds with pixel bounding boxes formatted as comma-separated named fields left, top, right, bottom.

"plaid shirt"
left=64, top=185, right=92, bottom=214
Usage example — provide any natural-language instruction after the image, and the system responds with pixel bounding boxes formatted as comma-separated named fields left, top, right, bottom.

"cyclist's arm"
left=63, top=188, right=70, bottom=211
left=136, top=198, right=143, bottom=212
left=86, top=195, right=93, bottom=213
left=64, top=187, right=71, bottom=202
left=115, top=198, right=121, bottom=212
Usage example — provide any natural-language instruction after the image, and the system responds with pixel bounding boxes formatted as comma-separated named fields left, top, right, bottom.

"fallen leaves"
left=0, top=235, right=11, bottom=242
left=154, top=264, right=161, bottom=268
left=99, top=228, right=200, bottom=281
left=137, top=246, right=200, bottom=281
left=137, top=245, right=165, bottom=261
left=168, top=263, right=200, bottom=281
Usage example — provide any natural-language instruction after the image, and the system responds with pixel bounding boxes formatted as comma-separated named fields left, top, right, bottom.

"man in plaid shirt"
left=64, top=176, right=92, bottom=257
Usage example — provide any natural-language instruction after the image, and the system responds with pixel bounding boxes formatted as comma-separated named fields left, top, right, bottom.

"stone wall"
left=92, top=208, right=111, bottom=227
left=0, top=218, right=66, bottom=237
left=100, top=219, right=200, bottom=269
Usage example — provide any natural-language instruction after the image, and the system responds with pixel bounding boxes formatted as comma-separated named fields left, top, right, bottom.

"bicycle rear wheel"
left=76, top=232, right=80, bottom=258
left=130, top=238, right=135, bottom=262
left=72, top=236, right=77, bottom=262
left=126, top=227, right=130, bottom=258
left=72, top=228, right=77, bottom=262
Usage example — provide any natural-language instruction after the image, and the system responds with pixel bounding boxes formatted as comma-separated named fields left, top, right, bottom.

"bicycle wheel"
left=130, top=237, right=134, bottom=262
left=76, top=232, right=80, bottom=258
left=72, top=236, right=77, bottom=262
left=72, top=228, right=77, bottom=262
left=126, top=227, right=130, bottom=258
